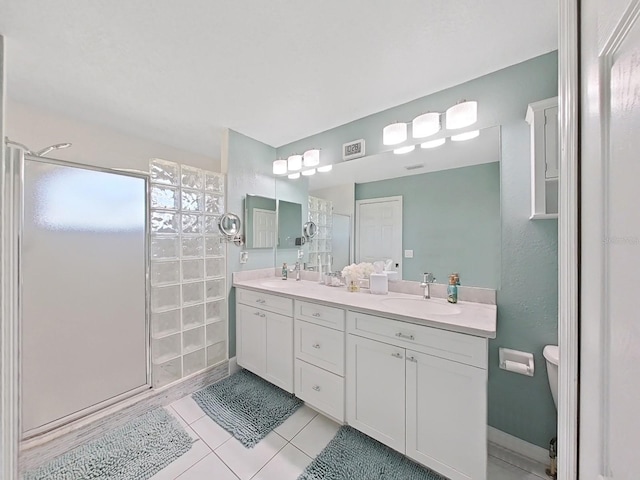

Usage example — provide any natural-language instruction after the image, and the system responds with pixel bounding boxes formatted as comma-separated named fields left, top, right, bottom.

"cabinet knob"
left=312, top=385, right=321, bottom=391
left=312, top=343, right=321, bottom=349
left=407, top=356, right=417, bottom=363
left=312, top=312, right=321, bottom=317
left=395, top=332, right=415, bottom=341
left=391, top=352, right=403, bottom=359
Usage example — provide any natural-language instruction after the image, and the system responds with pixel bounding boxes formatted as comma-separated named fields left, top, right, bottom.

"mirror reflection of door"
left=356, top=196, right=403, bottom=277
left=252, top=208, right=276, bottom=248
left=331, top=213, right=351, bottom=272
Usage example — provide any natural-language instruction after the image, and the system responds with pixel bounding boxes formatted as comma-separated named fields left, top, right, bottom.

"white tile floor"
left=152, top=395, right=549, bottom=480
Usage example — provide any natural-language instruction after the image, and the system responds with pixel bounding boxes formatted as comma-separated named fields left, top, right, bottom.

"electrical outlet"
left=240, top=251, right=249, bottom=264
left=404, top=250, right=414, bottom=258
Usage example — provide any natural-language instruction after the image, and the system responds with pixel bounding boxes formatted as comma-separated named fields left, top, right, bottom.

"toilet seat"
left=543, top=345, right=559, bottom=366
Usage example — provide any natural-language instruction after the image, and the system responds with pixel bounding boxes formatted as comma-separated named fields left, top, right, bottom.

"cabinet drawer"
left=295, top=320, right=344, bottom=375
left=295, top=359, right=344, bottom=422
left=237, top=288, right=293, bottom=317
left=295, top=300, right=345, bottom=331
left=347, top=311, right=487, bottom=369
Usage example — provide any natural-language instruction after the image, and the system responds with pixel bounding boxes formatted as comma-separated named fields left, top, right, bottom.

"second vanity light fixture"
left=273, top=148, right=332, bottom=178
left=383, top=100, right=479, bottom=154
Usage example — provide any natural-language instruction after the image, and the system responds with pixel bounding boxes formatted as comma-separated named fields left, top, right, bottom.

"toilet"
left=543, top=345, right=559, bottom=409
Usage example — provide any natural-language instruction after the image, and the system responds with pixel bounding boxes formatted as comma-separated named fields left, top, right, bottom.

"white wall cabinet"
left=526, top=96, right=559, bottom=219
left=236, top=293, right=294, bottom=393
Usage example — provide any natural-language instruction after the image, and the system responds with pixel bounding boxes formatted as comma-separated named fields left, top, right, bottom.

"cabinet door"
left=346, top=334, right=406, bottom=452
left=265, top=311, right=294, bottom=393
left=236, top=304, right=266, bottom=376
left=406, top=350, right=487, bottom=480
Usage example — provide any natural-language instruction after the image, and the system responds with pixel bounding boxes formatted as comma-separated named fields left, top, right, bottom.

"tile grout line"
left=246, top=436, right=290, bottom=480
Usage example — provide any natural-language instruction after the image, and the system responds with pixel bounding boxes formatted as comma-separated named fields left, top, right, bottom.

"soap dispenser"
left=447, top=274, right=458, bottom=304
left=282, top=263, right=288, bottom=280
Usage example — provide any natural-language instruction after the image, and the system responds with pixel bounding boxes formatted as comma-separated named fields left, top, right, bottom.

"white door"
left=581, top=1, right=640, bottom=477
left=346, top=334, right=406, bottom=452
left=356, top=196, right=402, bottom=276
left=253, top=208, right=276, bottom=248
left=406, top=350, right=487, bottom=480
left=236, top=304, right=266, bottom=376
left=264, top=311, right=293, bottom=393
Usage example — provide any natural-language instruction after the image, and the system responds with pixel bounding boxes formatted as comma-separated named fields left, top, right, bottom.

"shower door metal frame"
left=8, top=149, right=153, bottom=441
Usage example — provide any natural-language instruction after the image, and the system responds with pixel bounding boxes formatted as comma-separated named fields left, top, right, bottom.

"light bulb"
left=272, top=159, right=287, bottom=175
left=288, top=172, right=300, bottom=179
left=421, top=138, right=446, bottom=149
left=317, top=165, right=333, bottom=173
left=393, top=145, right=416, bottom=154
left=301, top=169, right=316, bottom=176
left=412, top=112, right=441, bottom=138
left=287, top=155, right=302, bottom=171
left=303, top=149, right=320, bottom=167
left=383, top=123, right=407, bottom=145
left=451, top=130, right=480, bottom=142
left=446, top=100, right=478, bottom=129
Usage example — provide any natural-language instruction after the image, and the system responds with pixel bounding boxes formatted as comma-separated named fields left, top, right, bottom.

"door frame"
left=558, top=0, right=579, bottom=478
left=355, top=195, right=403, bottom=277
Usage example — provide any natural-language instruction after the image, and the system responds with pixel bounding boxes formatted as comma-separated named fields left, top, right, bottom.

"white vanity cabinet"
left=346, top=311, right=488, bottom=480
left=294, top=300, right=346, bottom=421
left=236, top=289, right=294, bottom=393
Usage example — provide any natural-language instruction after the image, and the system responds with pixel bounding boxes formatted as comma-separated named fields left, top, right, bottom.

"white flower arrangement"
left=341, top=262, right=375, bottom=280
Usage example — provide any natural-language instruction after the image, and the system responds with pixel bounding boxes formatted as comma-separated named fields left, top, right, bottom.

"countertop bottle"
left=282, top=263, right=288, bottom=280
left=447, top=274, right=458, bottom=304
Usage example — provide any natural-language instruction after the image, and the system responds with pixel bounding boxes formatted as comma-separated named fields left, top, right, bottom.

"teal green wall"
left=276, top=52, right=559, bottom=448
left=277, top=200, right=302, bottom=249
left=355, top=162, right=501, bottom=288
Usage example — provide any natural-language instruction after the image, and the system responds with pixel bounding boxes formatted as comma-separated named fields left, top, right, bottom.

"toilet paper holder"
left=499, top=348, right=535, bottom=376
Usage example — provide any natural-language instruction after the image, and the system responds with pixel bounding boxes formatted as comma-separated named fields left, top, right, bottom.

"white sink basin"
left=259, top=280, right=303, bottom=289
left=380, top=297, right=462, bottom=316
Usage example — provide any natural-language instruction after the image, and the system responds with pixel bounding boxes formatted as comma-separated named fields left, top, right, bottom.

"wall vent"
left=343, top=139, right=365, bottom=161
left=404, top=163, right=425, bottom=171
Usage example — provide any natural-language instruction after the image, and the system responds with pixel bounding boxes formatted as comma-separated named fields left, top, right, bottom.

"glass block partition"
left=149, top=159, right=227, bottom=388
left=307, top=195, right=333, bottom=273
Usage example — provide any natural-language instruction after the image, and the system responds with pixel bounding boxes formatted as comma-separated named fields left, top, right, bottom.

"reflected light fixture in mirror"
left=273, top=159, right=287, bottom=175
left=393, top=145, right=416, bottom=155
left=303, top=149, right=320, bottom=167
left=302, top=168, right=316, bottom=176
left=445, top=100, right=478, bottom=129
left=421, top=138, right=446, bottom=149
left=383, top=122, right=407, bottom=145
left=288, top=172, right=301, bottom=179
left=288, top=154, right=302, bottom=171
left=317, top=165, right=332, bottom=173
left=412, top=112, right=441, bottom=138
left=451, top=130, right=480, bottom=142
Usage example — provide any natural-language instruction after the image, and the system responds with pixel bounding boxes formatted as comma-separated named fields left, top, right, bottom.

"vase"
left=346, top=275, right=360, bottom=292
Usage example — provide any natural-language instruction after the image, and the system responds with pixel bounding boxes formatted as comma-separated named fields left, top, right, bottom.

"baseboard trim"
left=229, top=356, right=241, bottom=375
left=488, top=426, right=550, bottom=467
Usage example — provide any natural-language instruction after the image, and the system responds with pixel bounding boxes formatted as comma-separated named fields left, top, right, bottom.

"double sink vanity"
left=234, top=270, right=497, bottom=480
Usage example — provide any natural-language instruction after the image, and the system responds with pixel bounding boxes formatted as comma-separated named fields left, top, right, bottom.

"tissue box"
left=370, top=273, right=389, bottom=295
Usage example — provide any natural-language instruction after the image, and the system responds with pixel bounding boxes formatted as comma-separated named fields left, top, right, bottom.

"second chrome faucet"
left=420, top=272, right=436, bottom=299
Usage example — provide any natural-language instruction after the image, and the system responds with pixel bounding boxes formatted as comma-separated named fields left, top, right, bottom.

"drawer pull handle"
left=255, top=299, right=266, bottom=304
left=391, top=352, right=403, bottom=359
left=395, top=332, right=415, bottom=340
left=312, top=343, right=321, bottom=349
left=312, top=312, right=321, bottom=317
left=254, top=312, right=265, bottom=318
left=407, top=356, right=417, bottom=363
left=312, top=385, right=321, bottom=391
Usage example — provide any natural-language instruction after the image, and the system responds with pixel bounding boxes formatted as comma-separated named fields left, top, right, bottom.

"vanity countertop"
left=233, top=277, right=497, bottom=339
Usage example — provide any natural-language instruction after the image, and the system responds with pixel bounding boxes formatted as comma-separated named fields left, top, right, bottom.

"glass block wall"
left=149, top=159, right=227, bottom=388
left=307, top=195, right=333, bottom=273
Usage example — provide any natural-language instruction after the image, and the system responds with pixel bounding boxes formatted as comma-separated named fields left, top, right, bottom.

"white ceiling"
left=0, top=1, right=557, bottom=158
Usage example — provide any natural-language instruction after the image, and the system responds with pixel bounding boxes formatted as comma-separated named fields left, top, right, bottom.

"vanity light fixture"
left=287, top=154, right=302, bottom=171
left=393, top=145, right=416, bottom=155
left=288, top=172, right=301, bottom=179
left=303, top=149, right=320, bottom=167
left=412, top=112, right=441, bottom=138
left=420, top=138, right=446, bottom=149
left=451, top=130, right=480, bottom=142
left=317, top=165, right=333, bottom=173
left=445, top=100, right=478, bottom=130
left=272, top=159, right=288, bottom=175
left=383, top=122, right=407, bottom=145
left=301, top=168, right=316, bottom=176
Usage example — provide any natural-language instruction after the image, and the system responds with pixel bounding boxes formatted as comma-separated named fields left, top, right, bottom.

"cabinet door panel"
left=346, top=334, right=405, bottom=452
left=265, top=311, right=294, bottom=392
left=236, top=304, right=266, bottom=376
left=406, top=350, right=487, bottom=480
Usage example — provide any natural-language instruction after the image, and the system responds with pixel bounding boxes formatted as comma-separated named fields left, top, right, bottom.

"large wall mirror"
left=244, top=195, right=277, bottom=249
left=277, top=200, right=302, bottom=249
left=275, top=125, right=501, bottom=289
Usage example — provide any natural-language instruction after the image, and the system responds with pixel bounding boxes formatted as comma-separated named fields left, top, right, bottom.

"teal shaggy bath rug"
left=192, top=369, right=303, bottom=447
left=24, top=408, right=193, bottom=480
left=298, top=426, right=447, bottom=480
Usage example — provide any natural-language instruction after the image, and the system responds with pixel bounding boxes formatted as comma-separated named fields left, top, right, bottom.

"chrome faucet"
left=294, top=262, right=301, bottom=281
left=420, top=272, right=436, bottom=299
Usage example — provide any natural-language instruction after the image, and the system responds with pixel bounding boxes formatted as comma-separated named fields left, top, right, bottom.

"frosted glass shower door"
left=21, top=158, right=149, bottom=434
